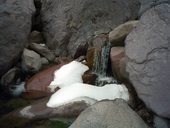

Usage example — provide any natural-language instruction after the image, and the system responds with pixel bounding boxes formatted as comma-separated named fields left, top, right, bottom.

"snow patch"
left=48, top=61, right=89, bottom=92
left=47, top=83, right=129, bottom=108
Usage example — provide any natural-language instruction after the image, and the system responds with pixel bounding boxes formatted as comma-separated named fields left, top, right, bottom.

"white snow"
left=48, top=61, right=89, bottom=92
left=47, top=83, right=129, bottom=108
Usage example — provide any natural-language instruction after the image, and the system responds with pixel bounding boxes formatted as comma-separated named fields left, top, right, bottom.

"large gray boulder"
left=125, top=4, right=170, bottom=118
left=69, top=99, right=148, bottom=128
left=0, top=0, right=35, bottom=77
left=138, top=0, right=170, bottom=16
left=41, top=0, right=140, bottom=58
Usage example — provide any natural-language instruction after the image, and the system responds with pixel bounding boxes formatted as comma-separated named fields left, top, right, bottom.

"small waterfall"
left=92, top=40, right=117, bottom=86
left=92, top=40, right=110, bottom=76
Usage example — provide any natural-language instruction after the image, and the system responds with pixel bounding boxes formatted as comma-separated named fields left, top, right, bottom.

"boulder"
left=41, top=0, right=140, bottom=57
left=110, top=47, right=128, bottom=82
left=29, top=43, right=55, bottom=61
left=69, top=99, right=148, bottom=128
left=125, top=4, right=170, bottom=118
left=21, top=48, right=42, bottom=73
left=0, top=0, right=35, bottom=77
left=109, top=20, right=139, bottom=46
left=138, top=0, right=170, bottom=16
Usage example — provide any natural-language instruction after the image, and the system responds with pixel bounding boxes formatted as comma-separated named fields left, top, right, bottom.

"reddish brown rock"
left=82, top=71, right=97, bottom=85
left=23, top=62, right=70, bottom=99
left=0, top=97, right=91, bottom=128
left=86, top=48, right=95, bottom=69
left=86, top=34, right=109, bottom=71
left=110, top=47, right=128, bottom=82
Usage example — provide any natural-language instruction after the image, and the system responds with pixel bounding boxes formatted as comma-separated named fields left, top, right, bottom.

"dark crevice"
left=32, top=0, right=43, bottom=31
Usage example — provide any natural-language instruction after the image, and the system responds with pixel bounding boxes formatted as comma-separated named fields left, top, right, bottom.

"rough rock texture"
left=29, top=31, right=44, bottom=43
left=0, top=0, right=35, bottom=77
left=125, top=4, right=170, bottom=118
left=0, top=97, right=91, bottom=128
left=41, top=57, right=49, bottom=65
left=139, top=0, right=170, bottom=16
left=0, top=68, right=20, bottom=86
left=109, top=20, right=139, bottom=46
left=110, top=47, right=128, bottom=82
left=41, top=0, right=140, bottom=57
left=29, top=43, right=55, bottom=61
left=69, top=99, right=148, bottom=128
left=21, top=48, right=42, bottom=72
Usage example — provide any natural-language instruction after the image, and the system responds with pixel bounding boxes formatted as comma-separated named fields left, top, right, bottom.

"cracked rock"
left=125, top=4, right=170, bottom=118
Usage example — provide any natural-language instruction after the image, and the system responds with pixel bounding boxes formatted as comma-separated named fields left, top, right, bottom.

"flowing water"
left=92, top=40, right=117, bottom=86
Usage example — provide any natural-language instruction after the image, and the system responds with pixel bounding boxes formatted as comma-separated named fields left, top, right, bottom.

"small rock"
left=82, top=71, right=97, bottom=85
left=21, top=48, right=42, bottom=73
left=41, top=57, right=49, bottom=65
left=0, top=68, right=20, bottom=86
left=109, top=20, right=139, bottom=46
left=29, top=43, right=55, bottom=61
left=29, top=31, right=44, bottom=43
left=69, top=99, right=148, bottom=128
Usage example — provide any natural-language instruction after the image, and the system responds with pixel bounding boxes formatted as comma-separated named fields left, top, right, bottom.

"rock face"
left=0, top=0, right=35, bottom=77
left=110, top=47, right=128, bottom=82
left=69, top=99, right=148, bottom=128
left=29, top=31, right=44, bottom=44
left=0, top=68, right=20, bottom=86
left=21, top=49, right=42, bottom=72
left=29, top=43, right=55, bottom=61
left=41, top=0, right=140, bottom=57
left=125, top=4, right=170, bottom=118
left=138, top=0, right=170, bottom=16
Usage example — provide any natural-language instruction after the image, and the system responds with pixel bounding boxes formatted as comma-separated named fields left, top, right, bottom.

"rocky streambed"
left=0, top=0, right=170, bottom=128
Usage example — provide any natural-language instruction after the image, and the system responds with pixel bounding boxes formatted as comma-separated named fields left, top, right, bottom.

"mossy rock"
left=6, top=98, right=29, bottom=109
left=29, top=120, right=71, bottom=128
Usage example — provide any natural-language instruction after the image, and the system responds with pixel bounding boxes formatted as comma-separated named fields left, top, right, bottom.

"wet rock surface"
left=125, top=4, right=170, bottom=118
left=0, top=97, right=91, bottom=128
